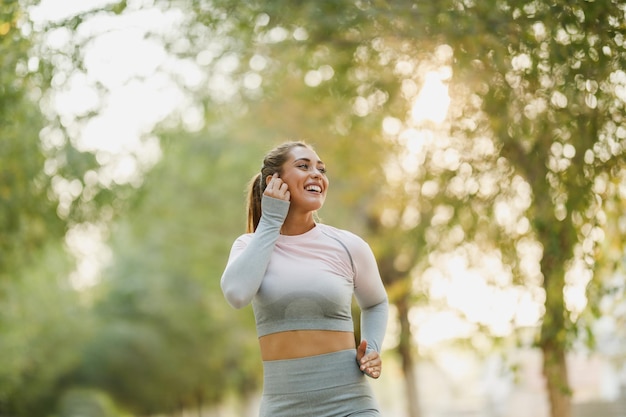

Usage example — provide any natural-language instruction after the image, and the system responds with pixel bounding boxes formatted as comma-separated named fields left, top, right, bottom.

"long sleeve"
left=360, top=300, right=388, bottom=355
left=220, top=196, right=289, bottom=309
left=351, top=236, right=389, bottom=354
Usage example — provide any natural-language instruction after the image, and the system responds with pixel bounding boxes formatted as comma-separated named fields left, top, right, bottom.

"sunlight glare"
left=414, top=309, right=475, bottom=348
left=564, top=259, right=593, bottom=317
left=30, top=0, right=114, bottom=23
left=382, top=116, right=402, bottom=136
left=65, top=222, right=112, bottom=291
left=421, top=248, right=544, bottom=343
left=411, top=71, right=451, bottom=124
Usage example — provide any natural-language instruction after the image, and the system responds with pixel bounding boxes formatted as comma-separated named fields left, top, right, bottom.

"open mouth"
left=305, top=185, right=322, bottom=193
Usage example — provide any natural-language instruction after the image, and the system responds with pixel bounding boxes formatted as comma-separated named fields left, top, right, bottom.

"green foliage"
left=0, top=242, right=94, bottom=416
left=0, top=0, right=131, bottom=278
left=1, top=0, right=624, bottom=416
left=0, top=2, right=89, bottom=413
left=57, top=388, right=130, bottom=417
left=0, top=0, right=64, bottom=279
left=424, top=0, right=626, bottom=348
left=0, top=1, right=142, bottom=415
left=157, top=2, right=626, bottom=416
left=77, top=132, right=265, bottom=413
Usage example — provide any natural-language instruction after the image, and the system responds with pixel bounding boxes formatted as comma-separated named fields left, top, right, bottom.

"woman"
left=221, top=141, right=388, bottom=416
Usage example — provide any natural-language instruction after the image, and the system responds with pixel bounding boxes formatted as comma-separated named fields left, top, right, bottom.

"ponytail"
left=246, top=173, right=263, bottom=233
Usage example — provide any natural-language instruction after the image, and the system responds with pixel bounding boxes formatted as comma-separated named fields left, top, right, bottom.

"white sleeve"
left=220, top=196, right=289, bottom=308
left=351, top=236, right=389, bottom=354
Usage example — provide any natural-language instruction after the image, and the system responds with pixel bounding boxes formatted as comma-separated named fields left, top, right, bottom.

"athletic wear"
left=221, top=195, right=388, bottom=354
left=260, top=349, right=381, bottom=417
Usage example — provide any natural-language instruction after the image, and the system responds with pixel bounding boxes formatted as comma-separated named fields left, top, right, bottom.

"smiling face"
left=279, top=146, right=329, bottom=212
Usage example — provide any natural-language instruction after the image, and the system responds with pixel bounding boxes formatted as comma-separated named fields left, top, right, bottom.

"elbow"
left=221, top=286, right=250, bottom=309
left=220, top=268, right=254, bottom=309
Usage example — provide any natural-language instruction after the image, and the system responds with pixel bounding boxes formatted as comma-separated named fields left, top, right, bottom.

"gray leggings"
left=259, top=349, right=381, bottom=417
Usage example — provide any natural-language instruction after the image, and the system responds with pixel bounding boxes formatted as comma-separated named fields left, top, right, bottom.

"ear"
left=265, top=174, right=274, bottom=186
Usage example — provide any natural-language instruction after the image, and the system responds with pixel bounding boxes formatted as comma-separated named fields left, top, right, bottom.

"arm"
left=352, top=237, right=389, bottom=354
left=220, top=195, right=289, bottom=308
left=351, top=235, right=389, bottom=378
left=360, top=299, right=389, bottom=354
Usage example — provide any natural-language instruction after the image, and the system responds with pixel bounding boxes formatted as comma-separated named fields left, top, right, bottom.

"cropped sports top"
left=221, top=195, right=388, bottom=354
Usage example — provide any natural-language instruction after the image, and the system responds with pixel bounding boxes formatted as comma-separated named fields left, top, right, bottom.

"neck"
left=280, top=213, right=316, bottom=236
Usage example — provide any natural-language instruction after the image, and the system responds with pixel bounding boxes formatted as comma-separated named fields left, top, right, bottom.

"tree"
left=13, top=1, right=622, bottom=416
left=0, top=2, right=87, bottom=413
left=0, top=1, right=139, bottom=414
left=0, top=0, right=63, bottom=281
left=77, top=131, right=268, bottom=414
left=157, top=2, right=626, bottom=417
left=422, top=3, right=626, bottom=416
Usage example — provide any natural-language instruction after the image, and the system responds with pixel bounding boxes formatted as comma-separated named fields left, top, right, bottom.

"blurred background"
left=1, top=1, right=626, bottom=416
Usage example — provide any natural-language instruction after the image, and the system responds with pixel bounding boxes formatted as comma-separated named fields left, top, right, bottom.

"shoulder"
left=318, top=224, right=381, bottom=283
left=318, top=224, right=371, bottom=253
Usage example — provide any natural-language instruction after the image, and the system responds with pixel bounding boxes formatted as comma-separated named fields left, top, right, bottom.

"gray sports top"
left=221, top=195, right=388, bottom=354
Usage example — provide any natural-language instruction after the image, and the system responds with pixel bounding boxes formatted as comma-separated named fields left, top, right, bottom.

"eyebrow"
left=293, top=157, right=325, bottom=165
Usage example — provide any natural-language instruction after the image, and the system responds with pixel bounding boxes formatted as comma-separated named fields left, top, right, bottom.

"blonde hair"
left=246, top=141, right=311, bottom=233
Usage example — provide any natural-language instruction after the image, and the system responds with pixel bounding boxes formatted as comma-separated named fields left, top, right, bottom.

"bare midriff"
left=259, top=330, right=356, bottom=361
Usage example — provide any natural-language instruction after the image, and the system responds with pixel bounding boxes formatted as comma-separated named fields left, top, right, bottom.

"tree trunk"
left=538, top=223, right=573, bottom=417
left=541, top=341, right=571, bottom=417
left=396, top=297, right=421, bottom=417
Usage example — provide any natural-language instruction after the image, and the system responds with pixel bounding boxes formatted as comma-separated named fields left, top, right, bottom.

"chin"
left=305, top=201, right=325, bottom=212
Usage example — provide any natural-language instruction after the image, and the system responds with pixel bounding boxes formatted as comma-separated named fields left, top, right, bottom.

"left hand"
left=356, top=340, right=382, bottom=379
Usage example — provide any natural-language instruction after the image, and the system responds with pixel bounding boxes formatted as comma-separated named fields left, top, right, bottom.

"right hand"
left=357, top=340, right=382, bottom=379
left=264, top=173, right=290, bottom=201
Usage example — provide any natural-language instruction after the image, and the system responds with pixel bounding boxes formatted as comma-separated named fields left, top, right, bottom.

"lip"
left=304, top=182, right=323, bottom=193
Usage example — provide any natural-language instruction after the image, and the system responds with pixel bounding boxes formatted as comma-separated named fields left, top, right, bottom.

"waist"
left=261, top=349, right=365, bottom=395
left=259, top=330, right=356, bottom=361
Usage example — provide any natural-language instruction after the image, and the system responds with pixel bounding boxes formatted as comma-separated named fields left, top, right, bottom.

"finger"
left=264, top=179, right=290, bottom=202
left=356, top=340, right=367, bottom=362
left=359, top=347, right=382, bottom=377
left=361, top=358, right=380, bottom=371
left=359, top=345, right=376, bottom=366
left=366, top=368, right=381, bottom=379
left=275, top=182, right=289, bottom=200
left=266, top=174, right=279, bottom=188
left=363, top=359, right=382, bottom=378
left=362, top=360, right=381, bottom=378
left=265, top=173, right=282, bottom=189
left=362, top=356, right=380, bottom=367
left=264, top=175, right=283, bottom=194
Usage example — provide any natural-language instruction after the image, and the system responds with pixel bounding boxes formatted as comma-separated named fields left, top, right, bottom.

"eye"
left=318, top=167, right=327, bottom=174
left=297, top=163, right=309, bottom=170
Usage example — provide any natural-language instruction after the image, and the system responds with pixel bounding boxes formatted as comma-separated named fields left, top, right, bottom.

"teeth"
left=306, top=185, right=322, bottom=193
